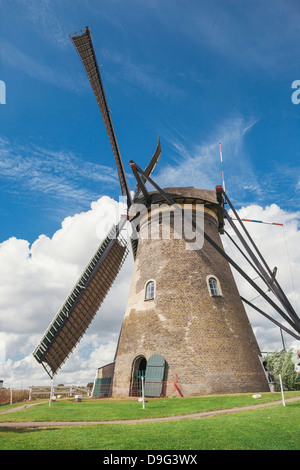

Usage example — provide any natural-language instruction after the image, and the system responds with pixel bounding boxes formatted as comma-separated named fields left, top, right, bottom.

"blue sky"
left=0, top=0, right=300, bottom=386
left=1, top=0, right=299, bottom=243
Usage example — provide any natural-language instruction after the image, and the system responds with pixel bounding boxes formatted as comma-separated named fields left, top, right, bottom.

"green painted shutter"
left=145, top=354, right=165, bottom=397
left=93, top=377, right=111, bottom=397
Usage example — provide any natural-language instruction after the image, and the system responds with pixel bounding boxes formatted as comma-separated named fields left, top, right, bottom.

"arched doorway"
left=129, top=355, right=147, bottom=396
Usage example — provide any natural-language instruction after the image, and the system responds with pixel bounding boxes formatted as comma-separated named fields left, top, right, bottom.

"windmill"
left=33, top=27, right=300, bottom=397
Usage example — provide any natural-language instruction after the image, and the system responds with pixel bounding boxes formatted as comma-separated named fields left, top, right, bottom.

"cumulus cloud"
left=223, top=203, right=300, bottom=352
left=0, top=196, right=134, bottom=387
left=0, top=195, right=299, bottom=388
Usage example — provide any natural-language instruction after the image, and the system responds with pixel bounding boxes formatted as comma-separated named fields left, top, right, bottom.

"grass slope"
left=1, top=392, right=299, bottom=423
left=1, top=393, right=300, bottom=450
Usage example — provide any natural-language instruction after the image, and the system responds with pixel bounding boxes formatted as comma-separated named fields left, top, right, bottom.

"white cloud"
left=154, top=0, right=300, bottom=74
left=0, top=137, right=118, bottom=205
left=157, top=116, right=259, bottom=192
left=0, top=36, right=88, bottom=92
left=21, top=0, right=68, bottom=48
left=223, top=203, right=300, bottom=351
left=0, top=196, right=134, bottom=387
left=0, top=195, right=299, bottom=389
left=100, top=48, right=184, bottom=99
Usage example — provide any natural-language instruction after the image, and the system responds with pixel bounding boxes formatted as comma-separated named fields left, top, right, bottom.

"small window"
left=207, top=276, right=222, bottom=297
left=145, top=280, right=155, bottom=300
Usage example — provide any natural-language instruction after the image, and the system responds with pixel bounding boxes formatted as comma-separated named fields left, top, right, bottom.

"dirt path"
left=1, top=395, right=300, bottom=429
left=0, top=401, right=46, bottom=415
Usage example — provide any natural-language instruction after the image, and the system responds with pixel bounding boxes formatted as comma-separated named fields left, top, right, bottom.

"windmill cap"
left=145, top=187, right=218, bottom=205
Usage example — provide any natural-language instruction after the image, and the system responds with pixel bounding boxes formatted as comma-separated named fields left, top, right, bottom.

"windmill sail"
left=134, top=137, right=161, bottom=199
left=33, top=220, right=129, bottom=378
left=33, top=27, right=134, bottom=378
left=131, top=137, right=162, bottom=258
left=129, top=160, right=300, bottom=340
left=69, top=27, right=132, bottom=207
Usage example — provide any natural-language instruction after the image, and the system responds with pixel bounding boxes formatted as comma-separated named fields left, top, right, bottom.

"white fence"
left=29, top=385, right=90, bottom=400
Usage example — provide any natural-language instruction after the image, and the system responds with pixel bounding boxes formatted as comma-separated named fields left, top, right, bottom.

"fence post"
left=141, top=376, right=145, bottom=409
left=279, top=374, right=286, bottom=407
left=49, top=379, right=54, bottom=407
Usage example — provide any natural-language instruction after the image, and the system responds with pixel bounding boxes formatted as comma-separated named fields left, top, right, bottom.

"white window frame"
left=206, top=275, right=223, bottom=297
left=144, top=279, right=156, bottom=301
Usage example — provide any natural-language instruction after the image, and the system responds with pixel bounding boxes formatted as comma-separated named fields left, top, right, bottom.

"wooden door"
left=145, top=354, right=165, bottom=397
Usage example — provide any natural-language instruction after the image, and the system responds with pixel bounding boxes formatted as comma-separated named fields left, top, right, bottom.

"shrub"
left=263, top=349, right=300, bottom=391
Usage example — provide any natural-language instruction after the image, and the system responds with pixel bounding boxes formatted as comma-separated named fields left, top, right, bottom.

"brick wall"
left=112, top=190, right=269, bottom=397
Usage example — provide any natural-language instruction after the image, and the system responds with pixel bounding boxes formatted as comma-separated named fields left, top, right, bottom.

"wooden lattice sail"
left=33, top=222, right=128, bottom=378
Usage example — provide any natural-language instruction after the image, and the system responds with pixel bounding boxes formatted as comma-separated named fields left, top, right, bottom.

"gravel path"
left=1, top=395, right=300, bottom=429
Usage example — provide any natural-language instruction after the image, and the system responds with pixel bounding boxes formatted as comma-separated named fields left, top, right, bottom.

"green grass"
left=0, top=402, right=300, bottom=450
left=0, top=392, right=299, bottom=423
left=1, top=392, right=300, bottom=450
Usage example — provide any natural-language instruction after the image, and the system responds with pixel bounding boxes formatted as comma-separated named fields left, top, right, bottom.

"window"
left=207, top=276, right=222, bottom=297
left=209, top=277, right=219, bottom=295
left=145, top=280, right=155, bottom=300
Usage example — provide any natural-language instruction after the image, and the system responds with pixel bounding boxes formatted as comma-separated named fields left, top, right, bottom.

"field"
left=1, top=392, right=300, bottom=450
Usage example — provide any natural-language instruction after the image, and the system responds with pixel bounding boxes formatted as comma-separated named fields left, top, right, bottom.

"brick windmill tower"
left=33, top=27, right=300, bottom=397
left=112, top=185, right=270, bottom=397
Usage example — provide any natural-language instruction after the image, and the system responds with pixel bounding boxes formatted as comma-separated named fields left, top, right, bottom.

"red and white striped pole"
left=233, top=218, right=283, bottom=226
left=219, top=142, right=226, bottom=192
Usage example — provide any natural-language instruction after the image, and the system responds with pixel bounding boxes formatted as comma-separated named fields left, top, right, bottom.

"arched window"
left=145, top=280, right=155, bottom=300
left=207, top=276, right=222, bottom=297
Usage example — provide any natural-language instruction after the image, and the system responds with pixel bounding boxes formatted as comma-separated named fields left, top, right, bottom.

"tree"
left=263, top=349, right=300, bottom=391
